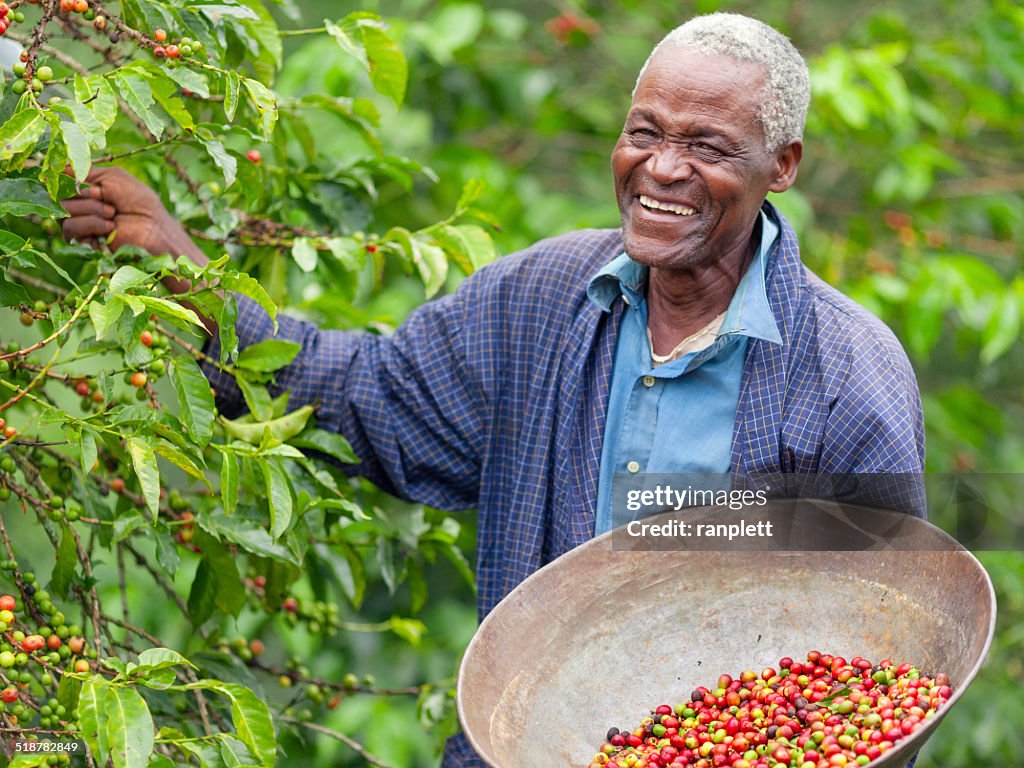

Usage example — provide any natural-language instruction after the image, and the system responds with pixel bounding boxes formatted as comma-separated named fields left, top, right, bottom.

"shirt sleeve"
left=202, top=290, right=487, bottom=511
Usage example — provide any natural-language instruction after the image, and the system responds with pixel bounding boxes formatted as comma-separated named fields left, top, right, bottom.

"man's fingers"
left=62, top=198, right=115, bottom=218
left=62, top=215, right=115, bottom=242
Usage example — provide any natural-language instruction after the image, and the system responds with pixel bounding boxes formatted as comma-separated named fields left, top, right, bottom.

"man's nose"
left=646, top=148, right=693, bottom=183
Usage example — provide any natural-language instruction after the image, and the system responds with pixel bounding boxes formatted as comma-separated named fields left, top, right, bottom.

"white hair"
left=635, top=13, right=810, bottom=153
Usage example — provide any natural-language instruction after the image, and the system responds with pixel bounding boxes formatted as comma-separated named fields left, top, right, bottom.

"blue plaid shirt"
left=203, top=202, right=925, bottom=767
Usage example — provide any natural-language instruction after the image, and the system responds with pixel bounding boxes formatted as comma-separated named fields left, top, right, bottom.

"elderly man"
left=63, top=12, right=924, bottom=766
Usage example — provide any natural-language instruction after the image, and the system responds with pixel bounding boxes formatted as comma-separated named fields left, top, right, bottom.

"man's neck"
left=645, top=236, right=757, bottom=357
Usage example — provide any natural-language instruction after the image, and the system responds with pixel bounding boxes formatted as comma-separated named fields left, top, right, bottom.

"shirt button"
left=642, top=375, right=656, bottom=388
left=626, top=460, right=641, bottom=474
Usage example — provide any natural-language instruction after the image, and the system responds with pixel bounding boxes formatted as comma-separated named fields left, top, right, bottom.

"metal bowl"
left=457, top=500, right=996, bottom=768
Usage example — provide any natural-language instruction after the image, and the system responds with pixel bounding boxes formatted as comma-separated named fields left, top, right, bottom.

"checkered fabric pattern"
left=202, top=203, right=925, bottom=767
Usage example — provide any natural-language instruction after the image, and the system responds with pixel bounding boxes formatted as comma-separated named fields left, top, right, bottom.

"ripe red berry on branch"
left=153, top=46, right=167, bottom=59
left=154, top=28, right=167, bottom=43
left=140, top=330, right=153, bottom=347
left=245, top=149, right=261, bottom=164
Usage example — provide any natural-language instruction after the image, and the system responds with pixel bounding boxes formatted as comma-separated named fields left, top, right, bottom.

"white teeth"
left=639, top=194, right=695, bottom=216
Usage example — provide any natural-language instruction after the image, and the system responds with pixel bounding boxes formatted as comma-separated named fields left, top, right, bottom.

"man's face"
left=612, top=47, right=800, bottom=272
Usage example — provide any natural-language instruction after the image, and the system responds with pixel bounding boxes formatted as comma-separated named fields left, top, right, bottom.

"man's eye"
left=630, top=128, right=658, bottom=138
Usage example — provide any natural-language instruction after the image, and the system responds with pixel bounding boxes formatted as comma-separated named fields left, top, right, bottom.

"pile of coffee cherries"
left=587, top=651, right=952, bottom=768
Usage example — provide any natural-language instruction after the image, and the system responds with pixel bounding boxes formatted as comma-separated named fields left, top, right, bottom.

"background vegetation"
left=1, top=0, right=1022, bottom=766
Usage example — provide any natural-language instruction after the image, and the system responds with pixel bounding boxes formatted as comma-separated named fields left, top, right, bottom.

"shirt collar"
left=586, top=208, right=783, bottom=345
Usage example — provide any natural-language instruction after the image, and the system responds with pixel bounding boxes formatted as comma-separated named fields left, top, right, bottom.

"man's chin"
left=621, top=233, right=696, bottom=271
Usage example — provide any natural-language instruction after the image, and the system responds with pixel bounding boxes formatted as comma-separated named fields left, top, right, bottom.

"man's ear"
left=768, top=140, right=803, bottom=193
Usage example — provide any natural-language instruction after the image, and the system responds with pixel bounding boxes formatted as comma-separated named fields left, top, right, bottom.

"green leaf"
left=220, top=737, right=260, bottom=768
left=78, top=677, right=113, bottom=768
left=821, top=686, right=853, bottom=708
left=197, top=506, right=297, bottom=563
left=91, top=298, right=125, bottom=340
left=128, top=437, right=161, bottom=520
left=202, top=138, right=237, bottom=188
left=0, top=108, right=45, bottom=163
left=290, top=428, right=358, bottom=464
left=261, top=459, right=293, bottom=539
left=114, top=72, right=164, bottom=139
left=109, top=265, right=152, bottom=295
left=325, top=14, right=407, bottom=107
left=80, top=428, right=98, bottom=475
left=133, top=647, right=195, bottom=675
left=184, top=681, right=275, bottom=768
left=49, top=526, right=78, bottom=599
left=151, top=77, right=195, bottom=131
left=152, top=441, right=211, bottom=487
left=236, top=374, right=274, bottom=421
left=136, top=295, right=204, bottom=329
left=163, top=65, right=211, bottom=99
left=219, top=273, right=277, bottom=330
left=76, top=75, right=119, bottom=130
left=188, top=544, right=246, bottom=624
left=219, top=293, right=239, bottom=363
left=390, top=616, right=427, bottom=646
left=291, top=237, right=318, bottom=272
left=0, top=178, right=67, bottom=217
left=104, top=683, right=155, bottom=768
left=376, top=537, right=399, bottom=593
left=242, top=78, right=278, bottom=139
left=360, top=22, right=408, bottom=108
left=454, top=224, right=497, bottom=270
left=221, top=450, right=239, bottom=516
left=169, top=357, right=216, bottom=446
left=234, top=339, right=300, bottom=372
left=981, top=290, right=1020, bottom=365
left=51, top=98, right=105, bottom=148
left=0, top=273, right=30, bottom=306
left=224, top=71, right=241, bottom=121
left=220, top=404, right=314, bottom=445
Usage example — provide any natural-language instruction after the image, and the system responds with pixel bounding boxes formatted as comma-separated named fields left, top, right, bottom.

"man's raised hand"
left=61, top=166, right=208, bottom=267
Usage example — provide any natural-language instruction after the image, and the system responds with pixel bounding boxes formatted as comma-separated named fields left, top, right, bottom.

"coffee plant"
left=0, top=1, right=493, bottom=766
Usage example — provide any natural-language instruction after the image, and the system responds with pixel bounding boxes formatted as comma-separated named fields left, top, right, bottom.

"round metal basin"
left=457, top=500, right=996, bottom=768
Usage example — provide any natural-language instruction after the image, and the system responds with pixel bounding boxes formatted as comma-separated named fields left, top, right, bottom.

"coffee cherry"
left=110, top=477, right=125, bottom=493
left=8, top=79, right=22, bottom=94
left=281, top=597, right=298, bottom=613
left=130, top=372, right=147, bottom=388
left=19, top=311, right=33, bottom=326
left=12, top=62, right=25, bottom=77
left=59, top=0, right=73, bottom=12
left=154, top=28, right=167, bottom=42
left=3, top=425, right=17, bottom=440
left=249, top=639, right=265, bottom=656
left=245, top=149, right=261, bottom=164
left=153, top=46, right=166, bottom=59
left=0, top=595, right=14, bottom=611
left=74, top=0, right=88, bottom=11
left=92, top=15, right=106, bottom=31
left=139, top=330, right=153, bottom=347
left=37, top=66, right=53, bottom=82
left=0, top=3, right=8, bottom=17
left=0, top=687, right=17, bottom=703
left=74, top=659, right=90, bottom=673
left=165, top=45, right=180, bottom=59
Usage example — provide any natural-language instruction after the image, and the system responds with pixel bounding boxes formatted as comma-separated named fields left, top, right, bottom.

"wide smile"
left=637, top=194, right=697, bottom=217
